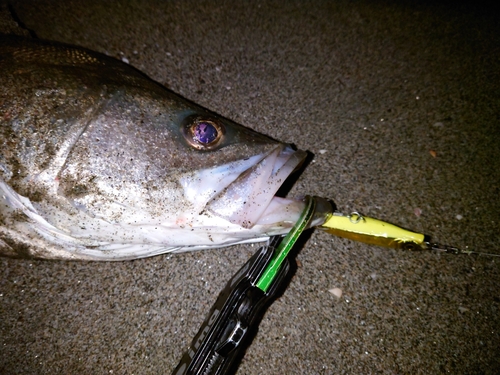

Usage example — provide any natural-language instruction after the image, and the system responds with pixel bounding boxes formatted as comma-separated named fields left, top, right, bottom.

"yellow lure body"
left=320, top=212, right=426, bottom=251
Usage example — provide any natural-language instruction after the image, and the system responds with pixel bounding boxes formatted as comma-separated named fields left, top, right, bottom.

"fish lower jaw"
left=252, top=196, right=304, bottom=227
left=0, top=179, right=287, bottom=260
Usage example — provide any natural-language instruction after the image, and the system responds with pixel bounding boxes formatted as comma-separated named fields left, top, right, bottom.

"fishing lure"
left=319, top=202, right=499, bottom=257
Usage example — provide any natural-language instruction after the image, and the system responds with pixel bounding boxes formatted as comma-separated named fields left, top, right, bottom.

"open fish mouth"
left=181, top=144, right=308, bottom=231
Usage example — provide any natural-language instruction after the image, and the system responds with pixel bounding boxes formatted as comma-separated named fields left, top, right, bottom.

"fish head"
left=0, top=36, right=317, bottom=259
left=53, top=97, right=311, bottom=254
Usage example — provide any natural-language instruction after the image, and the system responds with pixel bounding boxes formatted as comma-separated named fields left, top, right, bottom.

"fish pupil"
left=194, top=122, right=218, bottom=144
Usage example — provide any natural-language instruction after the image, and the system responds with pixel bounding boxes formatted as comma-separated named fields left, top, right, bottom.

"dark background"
left=1, top=1, right=499, bottom=374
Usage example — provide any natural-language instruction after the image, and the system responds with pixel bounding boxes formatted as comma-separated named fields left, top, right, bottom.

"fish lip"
left=205, top=144, right=307, bottom=229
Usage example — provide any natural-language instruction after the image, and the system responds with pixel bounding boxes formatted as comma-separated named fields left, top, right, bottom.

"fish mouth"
left=181, top=144, right=308, bottom=231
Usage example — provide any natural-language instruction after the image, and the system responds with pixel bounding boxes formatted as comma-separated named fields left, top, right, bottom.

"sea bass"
left=0, top=35, right=325, bottom=260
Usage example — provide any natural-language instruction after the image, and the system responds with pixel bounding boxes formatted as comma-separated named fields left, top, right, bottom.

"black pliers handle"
left=171, top=235, right=287, bottom=375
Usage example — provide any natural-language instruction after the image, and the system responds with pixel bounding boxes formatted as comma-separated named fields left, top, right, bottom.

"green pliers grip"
left=256, top=196, right=316, bottom=292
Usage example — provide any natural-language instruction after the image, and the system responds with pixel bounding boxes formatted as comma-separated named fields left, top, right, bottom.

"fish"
left=0, top=35, right=327, bottom=260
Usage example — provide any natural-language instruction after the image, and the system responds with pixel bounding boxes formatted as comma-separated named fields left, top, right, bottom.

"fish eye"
left=183, top=117, right=225, bottom=150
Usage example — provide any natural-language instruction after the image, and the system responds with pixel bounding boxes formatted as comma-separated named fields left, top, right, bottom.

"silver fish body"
left=0, top=36, right=316, bottom=260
